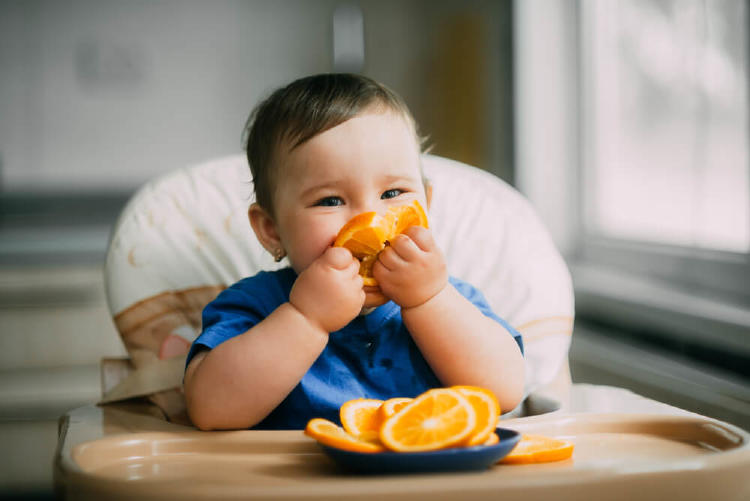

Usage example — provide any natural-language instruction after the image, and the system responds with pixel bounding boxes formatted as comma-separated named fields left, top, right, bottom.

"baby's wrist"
left=400, top=281, right=449, bottom=315
left=283, top=302, right=329, bottom=339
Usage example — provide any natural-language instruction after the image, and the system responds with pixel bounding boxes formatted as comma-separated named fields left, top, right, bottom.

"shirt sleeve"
left=448, top=276, right=524, bottom=355
left=185, top=271, right=290, bottom=367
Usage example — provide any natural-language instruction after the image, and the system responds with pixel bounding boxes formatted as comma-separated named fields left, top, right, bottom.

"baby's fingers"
left=387, top=233, right=422, bottom=261
left=400, top=226, right=435, bottom=252
left=321, top=246, right=358, bottom=270
left=377, top=243, right=407, bottom=271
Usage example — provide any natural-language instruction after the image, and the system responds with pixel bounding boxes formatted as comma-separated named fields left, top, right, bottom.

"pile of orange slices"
left=333, top=200, right=429, bottom=286
left=305, top=386, right=499, bottom=453
left=304, top=386, right=574, bottom=464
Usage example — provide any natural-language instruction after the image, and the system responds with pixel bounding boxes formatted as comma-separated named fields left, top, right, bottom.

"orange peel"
left=339, top=398, right=384, bottom=440
left=452, top=386, right=501, bottom=446
left=304, top=418, right=385, bottom=453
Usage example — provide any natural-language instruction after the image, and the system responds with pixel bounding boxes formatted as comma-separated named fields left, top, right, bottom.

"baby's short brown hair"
left=243, top=73, right=423, bottom=214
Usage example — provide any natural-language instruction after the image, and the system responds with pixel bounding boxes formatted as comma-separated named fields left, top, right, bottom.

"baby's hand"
left=372, top=226, right=448, bottom=309
left=289, top=247, right=365, bottom=333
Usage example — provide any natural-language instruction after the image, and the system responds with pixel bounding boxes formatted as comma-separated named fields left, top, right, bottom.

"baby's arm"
left=184, top=248, right=364, bottom=430
left=374, top=227, right=525, bottom=412
left=401, top=285, right=525, bottom=412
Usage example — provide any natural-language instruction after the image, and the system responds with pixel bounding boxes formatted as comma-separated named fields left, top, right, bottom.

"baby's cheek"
left=284, top=241, right=321, bottom=274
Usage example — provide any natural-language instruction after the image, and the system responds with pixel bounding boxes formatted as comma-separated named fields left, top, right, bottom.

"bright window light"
left=582, top=0, right=749, bottom=253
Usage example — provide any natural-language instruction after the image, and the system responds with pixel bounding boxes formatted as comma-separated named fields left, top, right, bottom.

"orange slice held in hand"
left=334, top=200, right=429, bottom=286
left=386, top=200, right=430, bottom=237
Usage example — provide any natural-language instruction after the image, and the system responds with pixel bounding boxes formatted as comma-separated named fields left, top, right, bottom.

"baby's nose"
left=351, top=202, right=385, bottom=216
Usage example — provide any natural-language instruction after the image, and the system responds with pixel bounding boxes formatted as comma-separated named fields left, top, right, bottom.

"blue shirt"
left=187, top=267, right=523, bottom=429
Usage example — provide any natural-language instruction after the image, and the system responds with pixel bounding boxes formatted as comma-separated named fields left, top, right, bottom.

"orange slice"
left=500, top=434, right=574, bottom=464
left=378, top=397, right=413, bottom=420
left=484, top=432, right=500, bottom=446
left=333, top=200, right=429, bottom=286
left=333, top=211, right=389, bottom=258
left=379, top=388, right=476, bottom=452
left=453, top=386, right=501, bottom=446
left=340, top=398, right=384, bottom=440
left=304, top=418, right=385, bottom=453
left=385, top=199, right=429, bottom=237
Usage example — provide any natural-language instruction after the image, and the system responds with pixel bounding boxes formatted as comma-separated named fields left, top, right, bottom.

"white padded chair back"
left=104, top=154, right=573, bottom=418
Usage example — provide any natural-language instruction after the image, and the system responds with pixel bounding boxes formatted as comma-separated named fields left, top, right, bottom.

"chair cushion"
left=424, top=155, right=574, bottom=396
left=103, top=154, right=573, bottom=420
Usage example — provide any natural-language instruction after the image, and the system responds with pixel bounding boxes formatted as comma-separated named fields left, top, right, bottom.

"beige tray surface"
left=59, top=412, right=750, bottom=501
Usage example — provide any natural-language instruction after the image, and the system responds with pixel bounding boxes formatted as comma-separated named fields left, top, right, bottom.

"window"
left=515, top=0, right=749, bottom=359
left=578, top=0, right=750, bottom=303
left=515, top=0, right=750, bottom=426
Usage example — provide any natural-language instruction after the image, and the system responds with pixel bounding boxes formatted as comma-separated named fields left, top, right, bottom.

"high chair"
left=97, top=153, right=574, bottom=423
left=55, top=154, right=750, bottom=500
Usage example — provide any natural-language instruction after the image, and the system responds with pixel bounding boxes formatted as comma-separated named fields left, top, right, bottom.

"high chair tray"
left=58, top=411, right=750, bottom=500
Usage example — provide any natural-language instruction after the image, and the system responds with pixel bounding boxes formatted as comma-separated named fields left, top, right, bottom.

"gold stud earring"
left=273, top=248, right=286, bottom=262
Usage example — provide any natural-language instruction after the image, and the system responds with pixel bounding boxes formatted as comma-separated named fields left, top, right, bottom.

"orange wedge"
left=333, top=200, right=429, bottom=286
left=384, top=199, right=430, bottom=237
left=453, top=386, right=501, bottom=446
left=484, top=432, right=500, bottom=446
left=379, top=388, right=476, bottom=452
left=333, top=211, right=389, bottom=258
left=340, top=398, right=384, bottom=440
left=500, top=434, right=574, bottom=464
left=378, top=397, right=413, bottom=420
left=304, top=418, right=385, bottom=453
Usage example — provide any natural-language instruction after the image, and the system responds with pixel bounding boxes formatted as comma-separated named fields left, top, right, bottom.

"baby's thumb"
left=322, top=246, right=357, bottom=270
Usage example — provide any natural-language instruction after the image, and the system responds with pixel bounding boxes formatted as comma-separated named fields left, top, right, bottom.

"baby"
left=184, top=73, right=525, bottom=430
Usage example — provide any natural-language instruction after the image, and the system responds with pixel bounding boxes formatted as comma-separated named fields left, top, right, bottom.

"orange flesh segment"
left=500, top=434, right=574, bottom=464
left=484, top=432, right=500, bottom=446
left=333, top=212, right=388, bottom=257
left=339, top=398, right=384, bottom=438
left=378, top=397, right=413, bottom=420
left=358, top=254, right=379, bottom=286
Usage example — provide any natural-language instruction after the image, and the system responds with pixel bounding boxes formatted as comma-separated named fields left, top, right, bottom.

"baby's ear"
left=248, top=203, right=282, bottom=254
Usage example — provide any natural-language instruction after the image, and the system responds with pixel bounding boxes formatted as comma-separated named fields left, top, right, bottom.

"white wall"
left=1, top=0, right=513, bottom=194
left=0, top=1, right=439, bottom=192
left=0, top=0, right=338, bottom=191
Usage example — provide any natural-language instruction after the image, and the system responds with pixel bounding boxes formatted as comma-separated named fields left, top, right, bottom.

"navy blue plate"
left=319, top=427, right=521, bottom=474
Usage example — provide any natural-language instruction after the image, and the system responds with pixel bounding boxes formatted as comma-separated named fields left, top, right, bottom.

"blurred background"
left=0, top=0, right=748, bottom=498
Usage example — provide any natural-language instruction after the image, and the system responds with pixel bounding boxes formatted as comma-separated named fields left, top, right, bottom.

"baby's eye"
left=315, top=196, right=344, bottom=207
left=381, top=189, right=404, bottom=200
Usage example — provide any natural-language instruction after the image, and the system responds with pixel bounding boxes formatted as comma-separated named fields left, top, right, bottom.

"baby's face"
left=272, top=111, right=427, bottom=306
